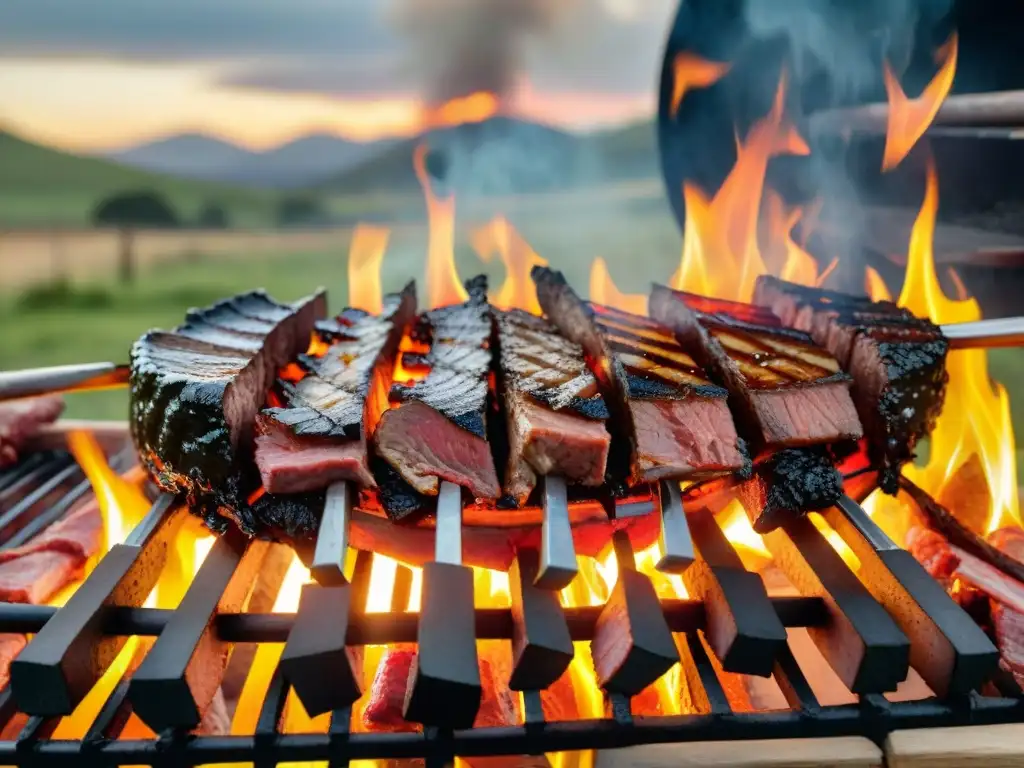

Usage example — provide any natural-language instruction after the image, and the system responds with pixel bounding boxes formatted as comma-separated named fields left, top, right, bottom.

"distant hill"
left=107, top=133, right=258, bottom=180
left=321, top=116, right=660, bottom=197
left=0, top=130, right=276, bottom=227
left=110, top=132, right=390, bottom=189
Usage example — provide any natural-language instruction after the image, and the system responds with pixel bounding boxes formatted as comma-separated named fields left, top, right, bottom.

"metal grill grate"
left=0, top=449, right=1020, bottom=768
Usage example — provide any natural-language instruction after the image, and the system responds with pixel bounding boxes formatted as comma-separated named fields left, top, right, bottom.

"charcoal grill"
left=0, top=429, right=1021, bottom=768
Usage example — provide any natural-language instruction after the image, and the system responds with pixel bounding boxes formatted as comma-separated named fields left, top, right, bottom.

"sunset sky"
left=0, top=0, right=675, bottom=153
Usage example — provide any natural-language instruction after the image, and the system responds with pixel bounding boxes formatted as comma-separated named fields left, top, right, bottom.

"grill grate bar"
left=682, top=505, right=787, bottom=677
left=754, top=507, right=912, bottom=694
left=771, top=641, right=820, bottom=712
left=9, top=494, right=179, bottom=717
left=0, top=459, right=81, bottom=545
left=127, top=527, right=268, bottom=732
left=0, top=452, right=51, bottom=495
left=0, top=454, right=71, bottom=510
left=677, top=631, right=732, bottom=715
left=4, top=447, right=134, bottom=552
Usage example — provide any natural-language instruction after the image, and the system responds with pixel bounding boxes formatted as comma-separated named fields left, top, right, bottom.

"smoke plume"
left=391, top=0, right=579, bottom=106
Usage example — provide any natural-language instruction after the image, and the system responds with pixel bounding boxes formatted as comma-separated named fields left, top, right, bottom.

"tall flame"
left=671, top=72, right=812, bottom=302
left=882, top=33, right=958, bottom=171
left=471, top=216, right=548, bottom=314
left=589, top=257, right=647, bottom=315
left=413, top=142, right=467, bottom=308
left=670, top=52, right=731, bottom=117
left=348, top=224, right=390, bottom=315
left=895, top=160, right=1019, bottom=532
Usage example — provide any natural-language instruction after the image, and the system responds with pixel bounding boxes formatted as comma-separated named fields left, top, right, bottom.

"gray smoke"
left=391, top=0, right=579, bottom=106
left=743, top=0, right=954, bottom=105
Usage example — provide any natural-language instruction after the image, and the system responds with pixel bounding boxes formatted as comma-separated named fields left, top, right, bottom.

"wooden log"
left=596, top=736, right=883, bottom=768
left=886, top=724, right=1024, bottom=768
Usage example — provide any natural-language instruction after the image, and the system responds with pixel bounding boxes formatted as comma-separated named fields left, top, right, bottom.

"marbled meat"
left=532, top=267, right=744, bottom=486
left=649, top=285, right=862, bottom=450
left=754, top=276, right=948, bottom=494
left=0, top=395, right=64, bottom=469
left=130, top=290, right=326, bottom=534
left=374, top=275, right=500, bottom=502
left=494, top=308, right=611, bottom=505
left=255, top=283, right=416, bottom=494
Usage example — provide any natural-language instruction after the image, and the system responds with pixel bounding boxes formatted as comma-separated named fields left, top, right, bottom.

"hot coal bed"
left=0, top=266, right=1022, bottom=768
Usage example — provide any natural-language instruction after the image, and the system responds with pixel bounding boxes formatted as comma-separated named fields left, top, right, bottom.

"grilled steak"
left=733, top=447, right=845, bottom=533
left=131, top=290, right=327, bottom=534
left=374, top=275, right=500, bottom=502
left=532, top=267, right=744, bottom=486
left=650, top=285, right=862, bottom=450
left=0, top=395, right=64, bottom=469
left=493, top=308, right=610, bottom=505
left=255, top=284, right=416, bottom=494
left=753, top=276, right=948, bottom=494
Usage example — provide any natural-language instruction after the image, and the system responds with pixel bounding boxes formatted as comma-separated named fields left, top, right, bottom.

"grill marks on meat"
left=0, top=396, right=64, bottom=469
left=754, top=276, right=948, bottom=494
left=650, top=285, right=862, bottom=450
left=255, top=284, right=416, bottom=494
left=532, top=266, right=743, bottom=486
left=131, top=290, right=327, bottom=533
left=494, top=309, right=610, bottom=504
left=374, top=276, right=500, bottom=501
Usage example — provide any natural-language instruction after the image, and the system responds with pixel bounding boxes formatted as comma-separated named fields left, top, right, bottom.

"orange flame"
left=413, top=143, right=467, bottom=309
left=471, top=216, right=548, bottom=314
left=423, top=91, right=500, bottom=131
left=670, top=52, right=731, bottom=117
left=882, top=33, right=958, bottom=171
left=892, top=159, right=1019, bottom=532
left=348, top=224, right=390, bottom=315
left=588, top=257, right=648, bottom=315
left=671, top=71, right=813, bottom=302
left=864, top=266, right=892, bottom=302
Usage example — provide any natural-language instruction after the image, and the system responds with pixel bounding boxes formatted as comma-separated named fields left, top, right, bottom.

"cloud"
left=0, top=0, right=677, bottom=101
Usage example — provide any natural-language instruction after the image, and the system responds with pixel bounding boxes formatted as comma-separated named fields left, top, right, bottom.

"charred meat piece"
left=493, top=308, right=611, bottom=505
left=255, top=284, right=416, bottom=494
left=0, top=395, right=64, bottom=469
left=753, top=276, right=948, bottom=494
left=532, top=267, right=744, bottom=485
left=374, top=276, right=500, bottom=501
left=131, top=290, right=327, bottom=533
left=734, top=447, right=844, bottom=533
left=650, top=285, right=862, bottom=450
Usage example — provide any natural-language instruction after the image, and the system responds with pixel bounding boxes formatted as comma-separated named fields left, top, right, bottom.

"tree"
left=92, top=190, right=180, bottom=228
left=91, top=190, right=180, bottom=284
left=197, top=201, right=229, bottom=229
left=276, top=195, right=327, bottom=227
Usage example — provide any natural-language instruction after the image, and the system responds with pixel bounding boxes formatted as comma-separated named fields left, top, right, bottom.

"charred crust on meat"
left=372, top=457, right=432, bottom=522
left=130, top=289, right=327, bottom=536
left=751, top=447, right=844, bottom=533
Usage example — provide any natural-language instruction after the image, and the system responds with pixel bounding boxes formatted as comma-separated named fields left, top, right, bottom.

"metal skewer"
left=941, top=318, right=1024, bottom=350
left=403, top=480, right=482, bottom=729
left=280, top=480, right=363, bottom=717
left=0, top=363, right=130, bottom=403
left=535, top=476, right=578, bottom=590
left=655, top=479, right=695, bottom=573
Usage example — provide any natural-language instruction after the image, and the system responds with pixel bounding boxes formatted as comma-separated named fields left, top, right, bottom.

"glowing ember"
left=881, top=33, right=959, bottom=172
left=413, top=142, right=467, bottom=309
left=348, top=224, right=391, bottom=315
left=471, top=216, right=548, bottom=314
left=670, top=52, right=731, bottom=117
